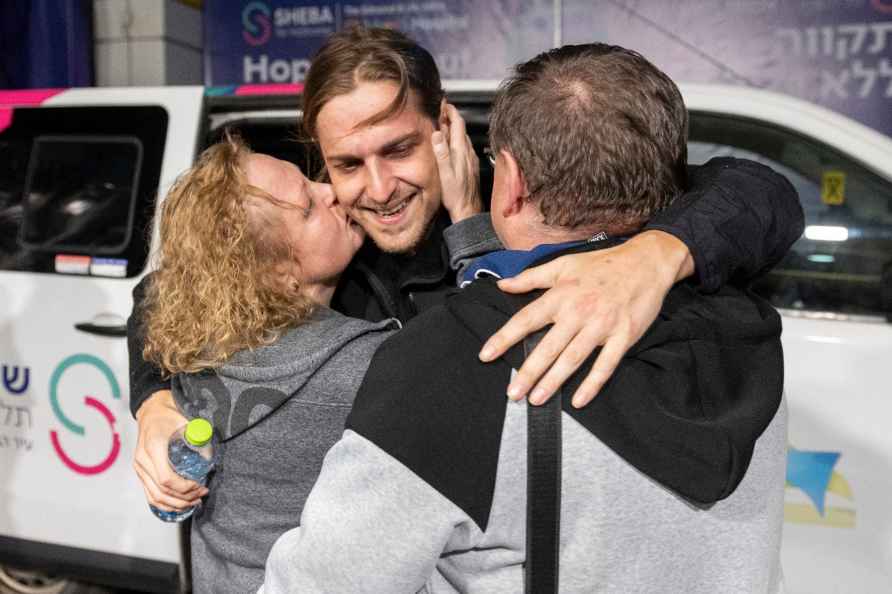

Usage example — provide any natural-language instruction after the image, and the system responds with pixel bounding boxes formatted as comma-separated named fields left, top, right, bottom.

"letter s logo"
left=242, top=1, right=272, bottom=47
left=49, top=354, right=121, bottom=475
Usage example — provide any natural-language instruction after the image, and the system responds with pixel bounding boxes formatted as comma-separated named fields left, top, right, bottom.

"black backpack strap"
left=523, top=330, right=562, bottom=594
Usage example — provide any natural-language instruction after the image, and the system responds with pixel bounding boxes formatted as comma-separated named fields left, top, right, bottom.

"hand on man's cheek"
left=432, top=103, right=482, bottom=223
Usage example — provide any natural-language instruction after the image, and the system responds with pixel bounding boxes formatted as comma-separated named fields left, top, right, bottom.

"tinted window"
left=22, top=136, right=142, bottom=253
left=689, top=113, right=892, bottom=317
left=206, top=118, right=318, bottom=174
left=0, top=138, right=29, bottom=270
left=0, top=105, right=168, bottom=277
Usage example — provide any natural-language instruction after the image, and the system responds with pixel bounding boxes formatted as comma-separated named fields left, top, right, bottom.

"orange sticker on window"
left=822, top=171, right=846, bottom=205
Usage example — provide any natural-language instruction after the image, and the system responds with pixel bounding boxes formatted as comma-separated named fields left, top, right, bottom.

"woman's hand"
left=479, top=230, right=695, bottom=408
left=133, top=390, right=208, bottom=511
left=434, top=103, right=482, bottom=224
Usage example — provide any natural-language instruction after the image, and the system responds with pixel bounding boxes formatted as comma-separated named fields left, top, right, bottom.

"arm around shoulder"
left=576, top=285, right=784, bottom=503
left=127, top=273, right=171, bottom=418
left=645, top=157, right=804, bottom=291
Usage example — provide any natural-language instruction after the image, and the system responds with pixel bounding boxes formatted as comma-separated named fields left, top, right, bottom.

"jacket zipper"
left=356, top=261, right=399, bottom=319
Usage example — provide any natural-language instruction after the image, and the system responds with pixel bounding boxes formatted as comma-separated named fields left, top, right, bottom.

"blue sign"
left=563, top=0, right=892, bottom=140
left=204, top=0, right=892, bottom=137
left=204, top=1, right=553, bottom=85
left=786, top=448, right=842, bottom=516
left=204, top=1, right=335, bottom=86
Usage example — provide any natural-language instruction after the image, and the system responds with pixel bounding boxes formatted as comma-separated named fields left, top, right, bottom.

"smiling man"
left=128, top=26, right=802, bottom=560
left=316, top=82, right=446, bottom=254
left=297, top=26, right=486, bottom=324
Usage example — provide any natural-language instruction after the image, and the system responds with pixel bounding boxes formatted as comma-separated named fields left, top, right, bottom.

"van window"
left=0, top=105, right=168, bottom=277
left=689, top=113, right=892, bottom=318
left=22, top=136, right=142, bottom=254
left=0, top=138, right=29, bottom=270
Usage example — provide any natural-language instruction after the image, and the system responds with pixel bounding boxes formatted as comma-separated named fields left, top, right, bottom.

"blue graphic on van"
left=786, top=448, right=841, bottom=516
left=2, top=364, right=30, bottom=395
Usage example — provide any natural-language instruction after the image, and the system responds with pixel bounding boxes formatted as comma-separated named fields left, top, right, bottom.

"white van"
left=0, top=83, right=890, bottom=593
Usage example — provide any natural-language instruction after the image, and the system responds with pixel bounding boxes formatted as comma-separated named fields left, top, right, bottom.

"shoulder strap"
left=523, top=330, right=562, bottom=594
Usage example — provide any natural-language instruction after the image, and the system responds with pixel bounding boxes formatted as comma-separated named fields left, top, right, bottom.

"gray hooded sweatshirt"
left=171, top=308, right=397, bottom=594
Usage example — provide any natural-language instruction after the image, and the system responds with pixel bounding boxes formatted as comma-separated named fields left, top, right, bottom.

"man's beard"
left=364, top=206, right=440, bottom=256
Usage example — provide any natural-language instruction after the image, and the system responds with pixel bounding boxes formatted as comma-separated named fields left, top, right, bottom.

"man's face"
left=316, top=81, right=443, bottom=254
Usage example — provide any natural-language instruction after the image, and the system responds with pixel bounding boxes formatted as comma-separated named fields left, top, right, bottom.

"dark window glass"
left=689, top=113, right=892, bottom=317
left=22, top=136, right=142, bottom=253
left=0, top=105, right=168, bottom=277
left=0, top=138, right=29, bottom=270
left=206, top=119, right=317, bottom=174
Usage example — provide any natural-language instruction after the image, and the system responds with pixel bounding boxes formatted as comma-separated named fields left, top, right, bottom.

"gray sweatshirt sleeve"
left=443, top=213, right=504, bottom=283
left=258, top=430, right=476, bottom=594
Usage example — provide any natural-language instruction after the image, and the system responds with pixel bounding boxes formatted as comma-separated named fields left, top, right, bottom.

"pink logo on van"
left=48, top=354, right=121, bottom=475
left=0, top=89, right=64, bottom=134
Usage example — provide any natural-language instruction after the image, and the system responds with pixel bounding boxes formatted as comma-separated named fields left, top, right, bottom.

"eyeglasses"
left=483, top=146, right=496, bottom=167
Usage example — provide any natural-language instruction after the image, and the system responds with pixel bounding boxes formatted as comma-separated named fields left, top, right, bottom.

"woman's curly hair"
left=143, top=132, right=315, bottom=376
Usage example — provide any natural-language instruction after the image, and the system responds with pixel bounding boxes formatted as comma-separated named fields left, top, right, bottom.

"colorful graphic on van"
left=48, top=354, right=122, bottom=476
left=784, top=447, right=855, bottom=528
left=0, top=89, right=64, bottom=134
left=2, top=364, right=30, bottom=395
left=243, top=1, right=273, bottom=46
left=205, top=84, right=304, bottom=96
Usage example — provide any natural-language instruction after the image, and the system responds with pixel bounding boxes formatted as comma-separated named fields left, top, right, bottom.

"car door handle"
left=74, top=313, right=127, bottom=337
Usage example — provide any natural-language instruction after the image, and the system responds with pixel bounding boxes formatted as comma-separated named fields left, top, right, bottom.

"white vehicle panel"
left=0, top=86, right=204, bottom=564
left=681, top=83, right=892, bottom=178
left=780, top=315, right=892, bottom=592
left=43, top=86, right=205, bottom=266
left=682, top=85, right=892, bottom=592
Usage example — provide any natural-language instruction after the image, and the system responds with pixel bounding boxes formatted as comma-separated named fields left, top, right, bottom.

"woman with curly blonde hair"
left=143, top=133, right=317, bottom=374
left=135, top=132, right=396, bottom=594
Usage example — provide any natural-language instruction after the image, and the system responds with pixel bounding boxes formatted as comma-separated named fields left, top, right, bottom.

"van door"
left=0, top=87, right=203, bottom=591
left=689, top=112, right=892, bottom=592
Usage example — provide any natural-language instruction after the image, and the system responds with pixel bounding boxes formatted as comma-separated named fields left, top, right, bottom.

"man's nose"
left=364, top=159, right=398, bottom=204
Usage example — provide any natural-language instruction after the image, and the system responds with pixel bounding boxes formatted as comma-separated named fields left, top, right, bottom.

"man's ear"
left=499, top=149, right=528, bottom=218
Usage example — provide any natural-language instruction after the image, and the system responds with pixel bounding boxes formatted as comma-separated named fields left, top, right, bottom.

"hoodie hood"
left=173, top=307, right=398, bottom=441
left=447, top=241, right=784, bottom=504
left=345, top=238, right=781, bottom=537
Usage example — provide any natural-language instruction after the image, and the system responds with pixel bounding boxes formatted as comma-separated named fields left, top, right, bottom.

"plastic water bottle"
left=149, top=418, right=216, bottom=523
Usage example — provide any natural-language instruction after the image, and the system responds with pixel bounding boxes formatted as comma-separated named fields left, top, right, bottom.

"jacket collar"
left=460, top=232, right=614, bottom=288
left=355, top=208, right=453, bottom=291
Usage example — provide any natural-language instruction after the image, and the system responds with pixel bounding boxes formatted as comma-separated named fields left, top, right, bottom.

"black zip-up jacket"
left=127, top=157, right=804, bottom=416
left=329, top=210, right=456, bottom=323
